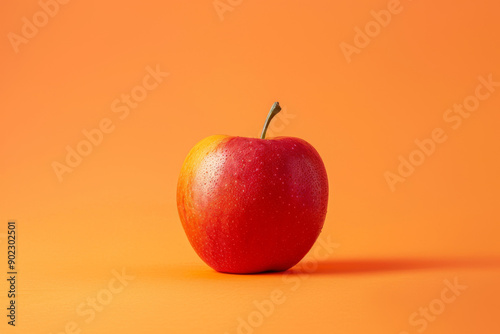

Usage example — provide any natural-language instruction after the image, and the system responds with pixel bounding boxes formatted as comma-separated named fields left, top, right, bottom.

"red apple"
left=177, top=102, right=329, bottom=274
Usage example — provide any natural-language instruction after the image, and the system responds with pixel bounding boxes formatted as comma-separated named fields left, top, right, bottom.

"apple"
left=177, top=102, right=329, bottom=274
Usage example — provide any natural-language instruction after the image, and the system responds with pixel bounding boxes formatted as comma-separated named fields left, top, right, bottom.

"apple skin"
left=177, top=135, right=328, bottom=274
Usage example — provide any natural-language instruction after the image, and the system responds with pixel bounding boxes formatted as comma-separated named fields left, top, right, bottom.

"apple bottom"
left=193, top=227, right=323, bottom=274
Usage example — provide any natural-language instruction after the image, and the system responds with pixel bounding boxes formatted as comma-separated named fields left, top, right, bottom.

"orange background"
left=1, top=0, right=499, bottom=333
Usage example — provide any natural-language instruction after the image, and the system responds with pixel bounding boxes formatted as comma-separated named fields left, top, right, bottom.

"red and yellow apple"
left=177, top=102, right=329, bottom=274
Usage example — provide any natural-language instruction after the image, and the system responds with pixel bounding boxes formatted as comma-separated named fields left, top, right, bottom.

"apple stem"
left=260, top=102, right=281, bottom=139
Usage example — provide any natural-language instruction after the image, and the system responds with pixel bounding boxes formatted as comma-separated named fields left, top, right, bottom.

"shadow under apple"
left=278, top=256, right=500, bottom=276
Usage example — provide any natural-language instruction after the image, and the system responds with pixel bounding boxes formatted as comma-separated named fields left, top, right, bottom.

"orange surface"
left=1, top=0, right=500, bottom=333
